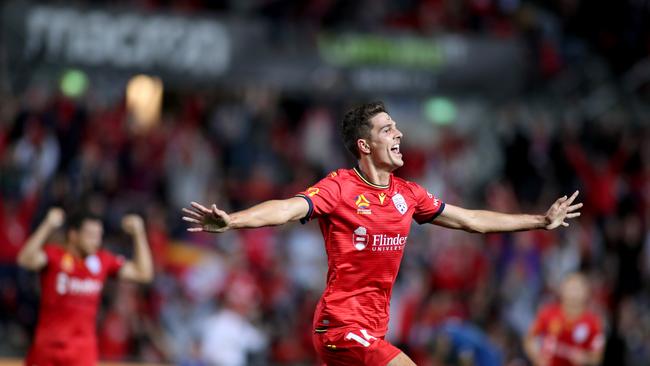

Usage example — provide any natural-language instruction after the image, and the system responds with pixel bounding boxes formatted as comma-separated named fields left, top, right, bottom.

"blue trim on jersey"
left=426, top=202, right=446, bottom=224
left=295, top=194, right=314, bottom=224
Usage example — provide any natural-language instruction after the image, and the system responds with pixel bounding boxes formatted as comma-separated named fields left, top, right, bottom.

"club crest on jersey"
left=355, top=194, right=371, bottom=215
left=85, top=255, right=101, bottom=275
left=353, top=226, right=369, bottom=250
left=392, top=193, right=408, bottom=215
left=573, top=323, right=589, bottom=343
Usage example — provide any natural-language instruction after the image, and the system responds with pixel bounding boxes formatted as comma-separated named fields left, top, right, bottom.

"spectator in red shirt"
left=524, top=272, right=605, bottom=366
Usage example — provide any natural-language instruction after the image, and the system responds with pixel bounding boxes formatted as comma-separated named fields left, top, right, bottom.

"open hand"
left=122, top=214, right=145, bottom=235
left=182, top=202, right=231, bottom=233
left=544, top=190, right=582, bottom=230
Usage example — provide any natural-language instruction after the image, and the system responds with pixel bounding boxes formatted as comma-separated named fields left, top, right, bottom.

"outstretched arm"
left=17, top=208, right=65, bottom=271
left=118, top=215, right=154, bottom=283
left=182, top=197, right=310, bottom=233
left=433, top=191, right=582, bottom=234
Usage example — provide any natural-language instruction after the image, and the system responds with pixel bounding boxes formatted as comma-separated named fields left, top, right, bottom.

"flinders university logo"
left=56, top=273, right=102, bottom=295
left=353, top=226, right=369, bottom=250
left=355, top=194, right=371, bottom=215
left=372, top=233, right=407, bottom=252
left=392, top=193, right=408, bottom=215
left=352, top=227, right=407, bottom=252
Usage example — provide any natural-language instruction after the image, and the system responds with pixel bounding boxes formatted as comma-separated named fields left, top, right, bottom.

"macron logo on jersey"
left=56, top=272, right=102, bottom=295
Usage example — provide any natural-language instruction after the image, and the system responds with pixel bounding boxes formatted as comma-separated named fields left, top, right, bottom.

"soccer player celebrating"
left=183, top=102, right=582, bottom=366
left=524, top=273, right=605, bottom=366
left=17, top=208, right=154, bottom=366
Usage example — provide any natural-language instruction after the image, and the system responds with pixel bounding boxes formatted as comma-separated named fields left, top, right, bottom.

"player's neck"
left=65, top=242, right=85, bottom=258
left=357, top=160, right=391, bottom=186
left=562, top=303, right=584, bottom=319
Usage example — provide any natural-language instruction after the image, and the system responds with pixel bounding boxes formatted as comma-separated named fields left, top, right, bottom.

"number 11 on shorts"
left=345, top=329, right=377, bottom=347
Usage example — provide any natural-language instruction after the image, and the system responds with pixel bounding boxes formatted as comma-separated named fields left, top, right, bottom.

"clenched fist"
left=45, top=208, right=65, bottom=229
left=121, top=214, right=145, bottom=235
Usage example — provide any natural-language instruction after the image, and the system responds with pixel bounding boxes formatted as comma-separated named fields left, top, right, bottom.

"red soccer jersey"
left=529, top=303, right=604, bottom=366
left=26, top=244, right=124, bottom=366
left=297, top=168, right=444, bottom=336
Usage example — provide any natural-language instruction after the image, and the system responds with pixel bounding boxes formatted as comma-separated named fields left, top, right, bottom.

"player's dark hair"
left=66, top=210, right=102, bottom=231
left=340, top=101, right=387, bottom=159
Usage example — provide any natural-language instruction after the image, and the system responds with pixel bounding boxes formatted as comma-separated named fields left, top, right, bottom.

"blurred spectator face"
left=224, top=272, right=260, bottom=316
left=622, top=214, right=642, bottom=245
left=69, top=219, right=103, bottom=256
left=560, top=274, right=589, bottom=311
left=368, top=112, right=404, bottom=170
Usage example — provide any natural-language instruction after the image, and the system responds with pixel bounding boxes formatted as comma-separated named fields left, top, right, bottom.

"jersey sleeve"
left=42, top=244, right=63, bottom=268
left=409, top=182, right=445, bottom=224
left=295, top=171, right=342, bottom=223
left=101, top=250, right=126, bottom=277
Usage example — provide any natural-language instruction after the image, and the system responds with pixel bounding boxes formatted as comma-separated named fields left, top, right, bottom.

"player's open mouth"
left=390, top=144, right=401, bottom=157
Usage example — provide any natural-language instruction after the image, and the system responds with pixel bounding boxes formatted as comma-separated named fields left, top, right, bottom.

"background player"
left=17, top=208, right=154, bottom=366
left=524, top=273, right=605, bottom=366
left=183, top=101, right=582, bottom=366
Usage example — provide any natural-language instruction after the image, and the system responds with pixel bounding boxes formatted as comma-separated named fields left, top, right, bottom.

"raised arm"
left=182, top=197, right=310, bottom=233
left=433, top=191, right=582, bottom=234
left=17, top=208, right=65, bottom=271
left=118, top=215, right=154, bottom=283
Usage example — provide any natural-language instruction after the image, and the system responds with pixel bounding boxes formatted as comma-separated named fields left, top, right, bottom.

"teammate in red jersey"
left=524, top=273, right=605, bottom=366
left=183, top=101, right=582, bottom=366
left=17, top=208, right=154, bottom=366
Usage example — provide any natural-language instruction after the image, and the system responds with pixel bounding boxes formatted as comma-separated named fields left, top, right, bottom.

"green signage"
left=318, top=34, right=446, bottom=69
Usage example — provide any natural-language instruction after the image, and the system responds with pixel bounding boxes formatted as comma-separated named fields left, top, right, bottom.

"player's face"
left=74, top=220, right=103, bottom=256
left=366, top=112, right=403, bottom=170
left=561, top=275, right=589, bottom=309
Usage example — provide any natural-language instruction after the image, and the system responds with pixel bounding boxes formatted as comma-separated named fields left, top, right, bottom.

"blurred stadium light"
left=59, top=69, right=88, bottom=98
left=424, top=97, right=457, bottom=125
left=126, top=74, right=163, bottom=132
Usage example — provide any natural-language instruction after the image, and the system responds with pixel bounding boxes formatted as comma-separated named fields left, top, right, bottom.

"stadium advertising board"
left=2, top=2, right=524, bottom=96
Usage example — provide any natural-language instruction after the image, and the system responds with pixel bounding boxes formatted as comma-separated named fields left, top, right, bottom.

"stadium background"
left=1, top=0, right=650, bottom=365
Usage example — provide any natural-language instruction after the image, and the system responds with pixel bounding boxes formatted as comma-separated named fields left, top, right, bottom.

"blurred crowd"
left=2, top=0, right=650, bottom=365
